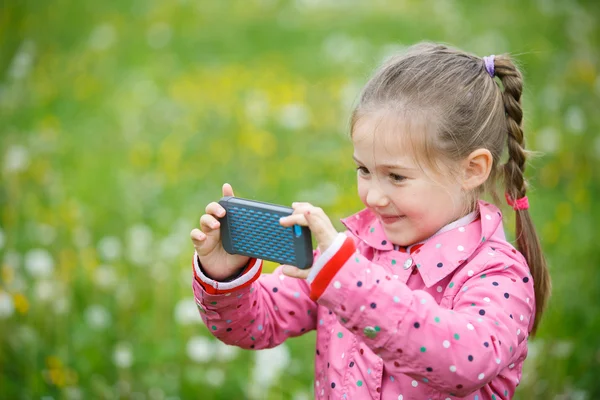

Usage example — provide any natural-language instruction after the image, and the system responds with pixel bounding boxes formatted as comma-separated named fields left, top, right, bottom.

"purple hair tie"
left=483, top=55, right=495, bottom=77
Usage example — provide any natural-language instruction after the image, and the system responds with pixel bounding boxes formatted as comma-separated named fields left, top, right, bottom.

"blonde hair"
left=351, top=42, right=550, bottom=334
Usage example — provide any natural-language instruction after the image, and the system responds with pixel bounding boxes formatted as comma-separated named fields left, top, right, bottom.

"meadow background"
left=1, top=0, right=599, bottom=399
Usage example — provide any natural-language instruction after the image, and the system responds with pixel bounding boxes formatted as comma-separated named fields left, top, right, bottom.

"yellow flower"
left=49, top=367, right=66, bottom=387
left=44, top=356, right=69, bottom=387
left=13, top=293, right=29, bottom=314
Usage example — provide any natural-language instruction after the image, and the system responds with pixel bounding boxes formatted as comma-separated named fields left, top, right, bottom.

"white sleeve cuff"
left=306, top=232, right=348, bottom=284
left=193, top=252, right=262, bottom=291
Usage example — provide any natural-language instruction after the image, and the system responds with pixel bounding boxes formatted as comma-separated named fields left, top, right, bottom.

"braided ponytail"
left=494, top=56, right=551, bottom=335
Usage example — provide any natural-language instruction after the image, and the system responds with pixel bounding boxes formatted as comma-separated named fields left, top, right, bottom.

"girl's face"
left=352, top=113, right=468, bottom=247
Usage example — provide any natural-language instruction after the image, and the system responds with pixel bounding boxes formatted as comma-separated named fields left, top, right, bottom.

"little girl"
left=190, top=43, right=551, bottom=399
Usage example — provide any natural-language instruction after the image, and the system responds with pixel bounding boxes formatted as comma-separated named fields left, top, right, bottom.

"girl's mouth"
left=379, top=215, right=404, bottom=224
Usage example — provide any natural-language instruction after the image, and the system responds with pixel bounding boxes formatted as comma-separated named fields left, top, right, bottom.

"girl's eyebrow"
left=352, top=156, right=363, bottom=164
left=352, top=155, right=415, bottom=170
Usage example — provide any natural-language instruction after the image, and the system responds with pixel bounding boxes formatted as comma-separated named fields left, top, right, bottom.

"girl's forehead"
left=352, top=135, right=403, bottom=157
left=352, top=139, right=418, bottom=171
left=351, top=112, right=425, bottom=164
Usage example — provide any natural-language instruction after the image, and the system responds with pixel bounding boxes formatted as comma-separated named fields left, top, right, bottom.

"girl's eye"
left=356, top=166, right=370, bottom=176
left=390, top=173, right=406, bottom=183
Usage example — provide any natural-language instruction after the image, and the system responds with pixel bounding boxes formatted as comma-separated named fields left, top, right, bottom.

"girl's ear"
left=461, top=148, right=493, bottom=190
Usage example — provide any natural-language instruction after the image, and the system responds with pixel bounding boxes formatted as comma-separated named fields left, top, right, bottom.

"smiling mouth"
left=378, top=215, right=405, bottom=224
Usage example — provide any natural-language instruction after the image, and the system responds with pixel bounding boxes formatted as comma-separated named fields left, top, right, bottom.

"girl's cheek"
left=357, top=181, right=369, bottom=207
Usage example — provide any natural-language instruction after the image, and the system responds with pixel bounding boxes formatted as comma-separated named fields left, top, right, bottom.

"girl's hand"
left=190, top=183, right=251, bottom=281
left=279, top=202, right=339, bottom=279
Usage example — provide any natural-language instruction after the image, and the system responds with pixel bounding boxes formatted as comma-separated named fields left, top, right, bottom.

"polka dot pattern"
left=194, top=200, right=533, bottom=399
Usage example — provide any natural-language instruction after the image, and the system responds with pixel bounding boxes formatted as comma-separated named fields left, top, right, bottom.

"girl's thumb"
left=223, top=183, right=235, bottom=197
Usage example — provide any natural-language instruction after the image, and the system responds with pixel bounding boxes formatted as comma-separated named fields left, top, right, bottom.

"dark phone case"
left=218, top=196, right=314, bottom=269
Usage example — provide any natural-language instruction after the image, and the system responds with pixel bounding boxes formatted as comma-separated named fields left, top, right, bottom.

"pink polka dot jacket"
left=192, top=200, right=535, bottom=399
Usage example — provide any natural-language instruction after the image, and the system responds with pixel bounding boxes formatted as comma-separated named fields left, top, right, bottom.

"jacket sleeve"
left=309, top=234, right=535, bottom=397
left=192, top=252, right=319, bottom=349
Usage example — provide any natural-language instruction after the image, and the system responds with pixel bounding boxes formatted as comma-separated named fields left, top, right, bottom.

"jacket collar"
left=340, top=200, right=506, bottom=287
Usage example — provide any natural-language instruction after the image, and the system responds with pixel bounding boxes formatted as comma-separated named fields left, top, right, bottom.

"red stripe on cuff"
left=193, top=257, right=262, bottom=295
left=309, top=237, right=356, bottom=301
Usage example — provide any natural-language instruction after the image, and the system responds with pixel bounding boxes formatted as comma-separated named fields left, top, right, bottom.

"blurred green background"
left=1, top=0, right=599, bottom=399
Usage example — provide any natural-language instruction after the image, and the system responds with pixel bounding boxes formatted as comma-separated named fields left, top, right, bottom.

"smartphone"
left=218, top=196, right=314, bottom=269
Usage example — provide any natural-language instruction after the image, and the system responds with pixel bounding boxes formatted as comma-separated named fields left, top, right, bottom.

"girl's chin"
left=384, top=232, right=417, bottom=248
left=383, top=226, right=429, bottom=248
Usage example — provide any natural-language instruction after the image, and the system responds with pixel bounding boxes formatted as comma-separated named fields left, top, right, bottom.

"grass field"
left=1, top=0, right=599, bottom=398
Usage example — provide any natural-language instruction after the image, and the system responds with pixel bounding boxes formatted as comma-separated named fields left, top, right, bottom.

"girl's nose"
left=365, top=186, right=389, bottom=208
